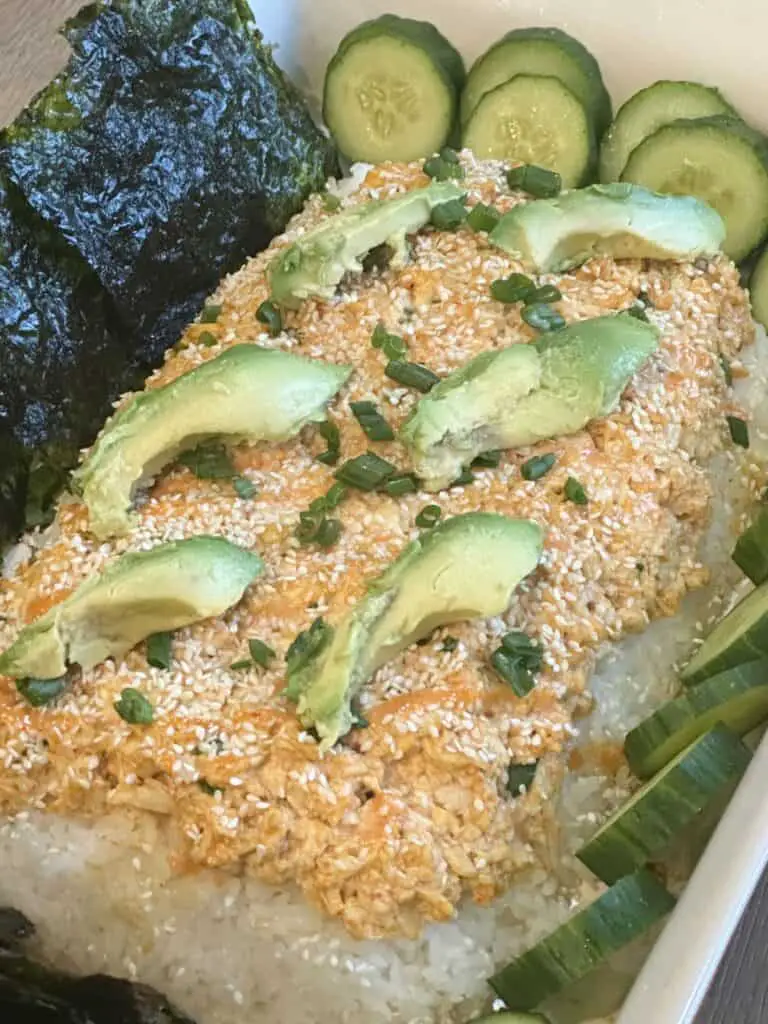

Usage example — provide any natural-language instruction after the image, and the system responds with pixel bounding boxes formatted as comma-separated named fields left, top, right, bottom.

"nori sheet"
left=0, top=0, right=338, bottom=543
left=0, top=906, right=196, bottom=1023
left=3, top=0, right=339, bottom=363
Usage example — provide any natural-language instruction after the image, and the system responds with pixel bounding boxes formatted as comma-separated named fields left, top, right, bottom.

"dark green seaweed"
left=0, top=0, right=338, bottom=544
left=0, top=906, right=196, bottom=1023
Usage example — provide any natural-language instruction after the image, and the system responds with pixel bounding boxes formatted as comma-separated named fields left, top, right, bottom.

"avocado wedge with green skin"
left=286, top=513, right=543, bottom=750
left=0, top=536, right=263, bottom=681
left=74, top=345, right=351, bottom=539
left=401, top=313, right=659, bottom=490
left=268, top=182, right=463, bottom=307
left=490, top=183, right=725, bottom=273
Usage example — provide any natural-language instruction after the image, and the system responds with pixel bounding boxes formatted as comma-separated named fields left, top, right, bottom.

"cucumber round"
left=750, top=244, right=768, bottom=331
left=733, top=505, right=768, bottom=585
left=323, top=15, right=465, bottom=163
left=462, top=75, right=594, bottom=188
left=461, top=27, right=611, bottom=137
left=578, top=725, right=751, bottom=884
left=625, top=660, right=768, bottom=777
left=489, top=869, right=675, bottom=1011
left=599, top=80, right=737, bottom=183
left=681, top=577, right=768, bottom=684
left=621, top=115, right=768, bottom=261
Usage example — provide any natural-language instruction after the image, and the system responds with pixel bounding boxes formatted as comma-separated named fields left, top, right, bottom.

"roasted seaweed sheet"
left=0, top=0, right=338, bottom=543
left=0, top=907, right=196, bottom=1023
left=3, top=0, right=338, bottom=362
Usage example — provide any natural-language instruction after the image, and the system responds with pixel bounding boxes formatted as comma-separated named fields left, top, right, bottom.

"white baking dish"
left=257, top=1, right=768, bottom=1020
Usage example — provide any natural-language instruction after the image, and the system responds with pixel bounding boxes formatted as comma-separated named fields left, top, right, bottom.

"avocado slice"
left=401, top=313, right=659, bottom=490
left=74, top=345, right=351, bottom=539
left=0, top=536, right=262, bottom=681
left=286, top=512, right=543, bottom=749
left=267, top=181, right=464, bottom=307
left=490, top=183, right=725, bottom=273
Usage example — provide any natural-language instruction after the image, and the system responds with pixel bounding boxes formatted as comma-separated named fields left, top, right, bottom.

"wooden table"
left=1, top=2, right=766, bottom=1021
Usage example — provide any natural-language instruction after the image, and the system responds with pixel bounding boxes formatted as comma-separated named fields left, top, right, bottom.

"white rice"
left=1, top=308, right=766, bottom=1024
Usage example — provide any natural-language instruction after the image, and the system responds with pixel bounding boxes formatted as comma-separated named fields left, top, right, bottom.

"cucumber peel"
left=681, top=579, right=768, bottom=684
left=733, top=505, right=768, bottom=585
left=750, top=245, right=768, bottom=332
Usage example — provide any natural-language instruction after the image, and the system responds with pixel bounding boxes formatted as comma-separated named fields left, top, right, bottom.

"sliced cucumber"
left=599, top=81, right=736, bottom=184
left=681, top=578, right=768, bottom=684
left=463, top=75, right=593, bottom=188
left=621, top=115, right=768, bottom=261
left=323, top=15, right=465, bottom=163
left=577, top=725, right=750, bottom=884
left=750, top=245, right=768, bottom=331
left=625, top=660, right=768, bottom=777
left=733, top=505, right=768, bottom=585
left=461, top=27, right=611, bottom=137
left=489, top=869, right=675, bottom=1011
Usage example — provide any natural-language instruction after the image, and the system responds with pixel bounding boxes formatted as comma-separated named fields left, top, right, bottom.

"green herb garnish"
left=490, top=273, right=536, bottom=305
left=564, top=476, right=589, bottom=505
left=146, top=631, right=172, bottom=670
left=423, top=151, right=464, bottom=182
left=198, top=330, right=218, bottom=347
left=415, top=503, right=442, bottom=529
left=727, top=415, right=749, bottom=448
left=507, top=762, right=538, bottom=794
left=314, top=517, right=343, bottom=548
left=16, top=677, right=67, bottom=707
left=200, top=303, right=222, bottom=324
left=233, top=475, right=257, bottom=500
left=500, top=631, right=544, bottom=671
left=295, top=483, right=349, bottom=546
left=521, top=453, right=556, bottom=481
left=521, top=303, right=566, bottom=332
left=372, top=322, right=408, bottom=360
left=490, top=629, right=544, bottom=696
left=114, top=687, right=154, bottom=725
left=230, top=659, right=253, bottom=670
left=178, top=443, right=235, bottom=480
left=385, top=360, right=440, bottom=392
left=452, top=467, right=475, bottom=486
left=384, top=474, right=419, bottom=496
left=720, top=354, right=733, bottom=387
left=473, top=450, right=502, bottom=469
left=286, top=617, right=334, bottom=679
left=350, top=401, right=395, bottom=442
left=256, top=299, right=283, bottom=337
left=466, top=203, right=501, bottom=233
left=316, top=420, right=341, bottom=465
left=324, top=481, right=348, bottom=508
left=441, top=636, right=459, bottom=652
left=249, top=638, right=276, bottom=668
left=335, top=451, right=398, bottom=491
left=430, top=199, right=467, bottom=231
left=506, top=164, right=561, bottom=198
left=198, top=779, right=222, bottom=796
left=626, top=303, right=649, bottom=322
left=531, top=284, right=562, bottom=304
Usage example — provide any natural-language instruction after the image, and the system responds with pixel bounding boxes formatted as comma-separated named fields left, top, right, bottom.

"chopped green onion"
left=114, top=687, right=154, bottom=725
left=415, top=503, right=442, bottom=529
left=200, top=303, right=222, bottom=323
left=384, top=474, right=419, bottom=496
left=315, top=517, right=343, bottom=548
left=286, top=617, right=333, bottom=679
left=637, top=289, right=653, bottom=308
left=490, top=273, right=536, bottom=305
left=249, top=638, right=276, bottom=668
left=727, top=415, right=750, bottom=448
left=316, top=420, right=341, bottom=465
left=466, top=203, right=501, bottom=233
left=500, top=631, right=543, bottom=672
left=198, top=330, right=218, bottom=347
left=146, top=631, right=172, bottom=670
left=522, top=303, right=566, bottom=332
left=350, top=707, right=369, bottom=729
left=324, top=481, right=348, bottom=509
left=16, top=677, right=67, bottom=707
left=564, top=476, right=589, bottom=505
left=506, top=164, right=562, bottom=198
left=521, top=453, right=556, bottom=481
left=473, top=450, right=502, bottom=468
left=256, top=299, right=283, bottom=337
left=178, top=443, right=235, bottom=480
left=322, top=191, right=342, bottom=212
left=233, top=475, right=257, bottom=500
left=430, top=199, right=467, bottom=231
left=490, top=649, right=535, bottom=696
left=372, top=322, right=408, bottom=360
left=507, top=762, right=538, bottom=794
left=350, top=400, right=395, bottom=442
left=452, top=468, right=475, bottom=486
left=720, top=354, right=733, bottom=387
left=385, top=359, right=441, bottom=392
left=335, top=451, right=398, bottom=490
left=199, top=779, right=222, bottom=795
left=531, top=284, right=562, bottom=304
left=441, top=636, right=459, bottom=652
left=439, top=146, right=460, bottom=164
left=423, top=154, right=464, bottom=182
left=230, top=659, right=253, bottom=670
left=626, top=303, right=649, bottom=322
